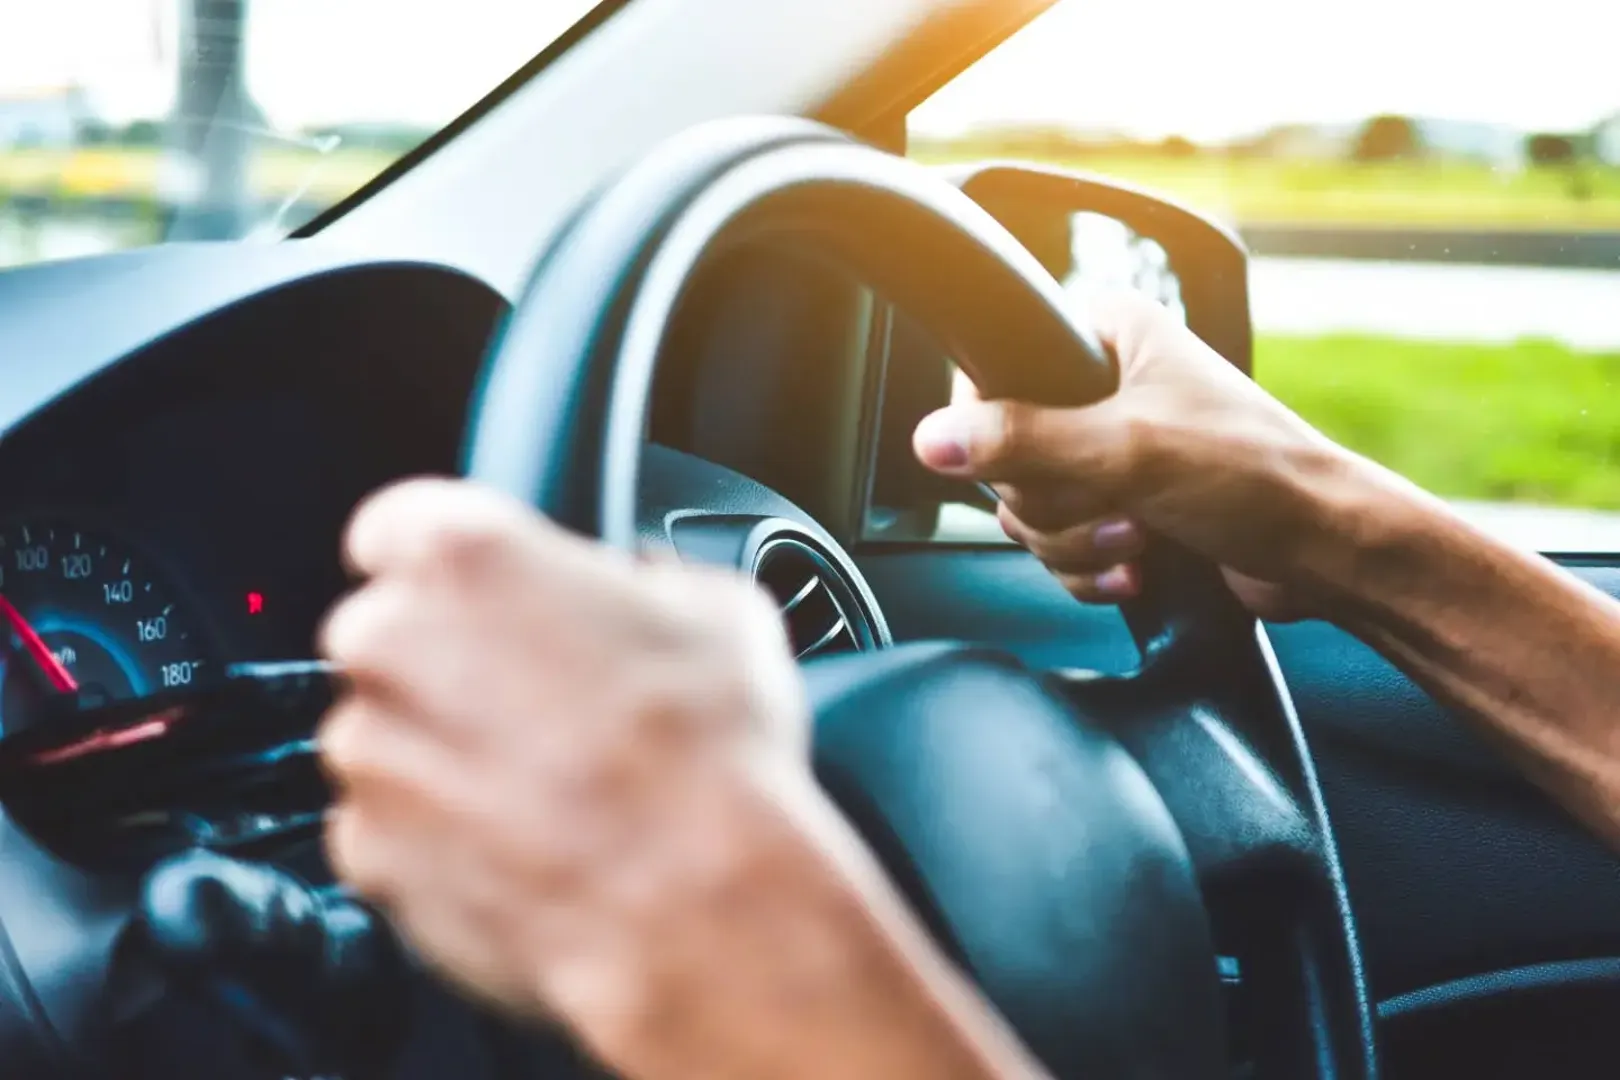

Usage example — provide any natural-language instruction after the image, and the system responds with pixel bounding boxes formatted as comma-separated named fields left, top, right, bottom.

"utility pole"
left=169, top=0, right=254, bottom=240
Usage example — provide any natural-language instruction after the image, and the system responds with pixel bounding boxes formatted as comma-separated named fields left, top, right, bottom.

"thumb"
left=911, top=398, right=1142, bottom=488
left=1085, top=287, right=1175, bottom=374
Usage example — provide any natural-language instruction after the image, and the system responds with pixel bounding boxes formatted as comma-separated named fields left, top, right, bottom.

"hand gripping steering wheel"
left=0, top=116, right=1375, bottom=1080
left=463, top=117, right=1377, bottom=1080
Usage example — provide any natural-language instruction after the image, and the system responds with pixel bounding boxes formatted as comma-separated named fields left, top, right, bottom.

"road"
left=938, top=499, right=1620, bottom=556
left=5, top=214, right=1619, bottom=350
left=1249, top=257, right=1620, bottom=351
left=1242, top=225, right=1620, bottom=271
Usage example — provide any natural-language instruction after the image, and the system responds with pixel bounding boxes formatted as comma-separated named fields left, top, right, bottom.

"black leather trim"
left=462, top=117, right=842, bottom=534
left=808, top=643, right=1226, bottom=1080
left=464, top=118, right=1121, bottom=544
left=948, top=161, right=1254, bottom=377
left=1379, top=957, right=1620, bottom=1020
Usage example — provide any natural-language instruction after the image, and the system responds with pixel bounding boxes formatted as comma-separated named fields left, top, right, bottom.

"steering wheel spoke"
left=1063, top=670, right=1317, bottom=885
left=1060, top=604, right=1375, bottom=1079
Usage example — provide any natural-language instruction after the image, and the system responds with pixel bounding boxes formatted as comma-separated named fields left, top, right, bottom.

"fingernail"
left=1092, top=518, right=1140, bottom=553
left=1095, top=564, right=1138, bottom=599
left=913, top=409, right=970, bottom=471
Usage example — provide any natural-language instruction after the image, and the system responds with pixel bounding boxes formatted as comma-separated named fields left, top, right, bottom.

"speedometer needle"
left=0, top=595, right=78, bottom=693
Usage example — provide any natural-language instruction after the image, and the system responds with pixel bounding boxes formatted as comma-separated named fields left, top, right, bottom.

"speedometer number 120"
left=0, top=520, right=216, bottom=733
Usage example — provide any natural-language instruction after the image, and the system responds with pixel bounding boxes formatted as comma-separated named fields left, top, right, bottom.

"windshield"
left=889, top=0, right=1620, bottom=549
left=0, top=0, right=604, bottom=267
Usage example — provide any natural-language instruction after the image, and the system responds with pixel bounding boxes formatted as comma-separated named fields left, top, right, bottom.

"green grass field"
left=0, top=145, right=398, bottom=204
left=1258, top=335, right=1620, bottom=509
left=5, top=145, right=1620, bottom=232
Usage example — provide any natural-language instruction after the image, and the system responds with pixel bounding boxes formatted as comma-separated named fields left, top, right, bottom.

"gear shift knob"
left=109, top=849, right=409, bottom=1080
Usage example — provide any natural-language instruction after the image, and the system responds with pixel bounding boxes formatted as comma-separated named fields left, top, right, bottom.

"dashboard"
left=0, top=244, right=881, bottom=719
left=0, top=241, right=893, bottom=1079
left=0, top=255, right=498, bottom=709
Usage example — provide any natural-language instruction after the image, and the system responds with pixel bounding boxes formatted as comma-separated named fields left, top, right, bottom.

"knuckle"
left=1054, top=572, right=1108, bottom=605
left=319, top=584, right=414, bottom=676
left=1007, top=484, right=1089, bottom=532
left=683, top=567, right=778, bottom=631
left=316, top=699, right=378, bottom=785
left=1110, top=407, right=1159, bottom=487
left=418, top=513, right=515, bottom=580
left=315, top=582, right=427, bottom=693
left=318, top=593, right=371, bottom=666
left=349, top=478, right=537, bottom=582
left=704, top=574, right=793, bottom=661
left=1029, top=533, right=1097, bottom=573
left=325, top=803, right=392, bottom=903
left=736, top=578, right=789, bottom=633
left=996, top=501, right=1029, bottom=544
left=344, top=478, right=450, bottom=573
left=1090, top=288, right=1163, bottom=353
left=976, top=403, right=1029, bottom=466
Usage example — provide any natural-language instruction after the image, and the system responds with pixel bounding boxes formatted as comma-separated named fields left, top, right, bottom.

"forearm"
left=591, top=775, right=1052, bottom=1080
left=755, top=785, right=1052, bottom=1080
left=1305, top=465, right=1620, bottom=846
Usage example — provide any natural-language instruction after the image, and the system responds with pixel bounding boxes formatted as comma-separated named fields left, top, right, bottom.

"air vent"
left=753, top=538, right=865, bottom=660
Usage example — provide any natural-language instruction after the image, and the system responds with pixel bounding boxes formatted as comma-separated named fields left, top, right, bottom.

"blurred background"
left=0, top=0, right=588, bottom=255
left=913, top=0, right=1620, bottom=540
left=1, top=0, right=1616, bottom=535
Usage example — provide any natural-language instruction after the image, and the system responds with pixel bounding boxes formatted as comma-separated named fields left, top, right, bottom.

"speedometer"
left=0, top=520, right=212, bottom=733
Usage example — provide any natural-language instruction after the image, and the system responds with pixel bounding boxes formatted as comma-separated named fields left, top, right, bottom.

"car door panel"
left=855, top=546, right=1620, bottom=1077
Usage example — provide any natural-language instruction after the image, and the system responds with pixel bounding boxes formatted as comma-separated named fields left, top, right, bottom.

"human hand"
left=912, top=292, right=1386, bottom=621
left=315, top=480, right=999, bottom=1080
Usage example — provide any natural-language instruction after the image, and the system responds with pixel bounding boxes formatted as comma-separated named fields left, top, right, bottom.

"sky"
left=0, top=0, right=1613, bottom=138
left=0, top=0, right=596, bottom=128
left=915, top=0, right=1620, bottom=140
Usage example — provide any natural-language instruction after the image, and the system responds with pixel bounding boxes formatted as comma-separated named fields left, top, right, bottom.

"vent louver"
left=752, top=538, right=863, bottom=660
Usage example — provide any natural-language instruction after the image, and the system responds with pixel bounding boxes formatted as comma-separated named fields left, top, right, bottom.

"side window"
left=869, top=0, right=1620, bottom=551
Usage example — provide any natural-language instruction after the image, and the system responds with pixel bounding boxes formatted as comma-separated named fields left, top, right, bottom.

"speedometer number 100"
left=0, top=520, right=218, bottom=732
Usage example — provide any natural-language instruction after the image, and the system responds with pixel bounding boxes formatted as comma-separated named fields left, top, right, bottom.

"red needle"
left=0, top=594, right=77, bottom=693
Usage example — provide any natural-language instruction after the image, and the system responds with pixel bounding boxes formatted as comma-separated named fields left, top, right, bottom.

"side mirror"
left=866, top=161, right=1253, bottom=541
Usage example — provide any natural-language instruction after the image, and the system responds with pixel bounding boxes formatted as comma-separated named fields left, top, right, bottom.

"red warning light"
left=246, top=592, right=264, bottom=616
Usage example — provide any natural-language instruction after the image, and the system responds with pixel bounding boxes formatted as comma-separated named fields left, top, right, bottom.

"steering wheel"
left=0, top=116, right=1374, bottom=1080
left=462, top=117, right=1378, bottom=1080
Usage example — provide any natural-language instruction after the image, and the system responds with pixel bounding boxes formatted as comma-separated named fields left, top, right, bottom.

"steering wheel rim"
left=464, top=116, right=1376, bottom=1080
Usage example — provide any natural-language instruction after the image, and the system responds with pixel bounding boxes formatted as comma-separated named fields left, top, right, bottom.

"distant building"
left=1414, top=118, right=1526, bottom=170
left=1241, top=117, right=1529, bottom=168
left=1594, top=114, right=1620, bottom=167
left=0, top=85, right=95, bottom=149
left=1243, top=122, right=1356, bottom=160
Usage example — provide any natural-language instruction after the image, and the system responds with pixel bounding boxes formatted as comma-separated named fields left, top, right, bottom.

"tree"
left=120, top=120, right=165, bottom=147
left=76, top=119, right=115, bottom=145
left=1158, top=135, right=1199, bottom=159
left=1526, top=132, right=1592, bottom=200
left=1526, top=133, right=1578, bottom=167
left=1352, top=114, right=1421, bottom=162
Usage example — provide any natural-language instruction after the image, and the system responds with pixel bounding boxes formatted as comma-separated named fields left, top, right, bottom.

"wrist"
left=1286, top=450, right=1457, bottom=623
